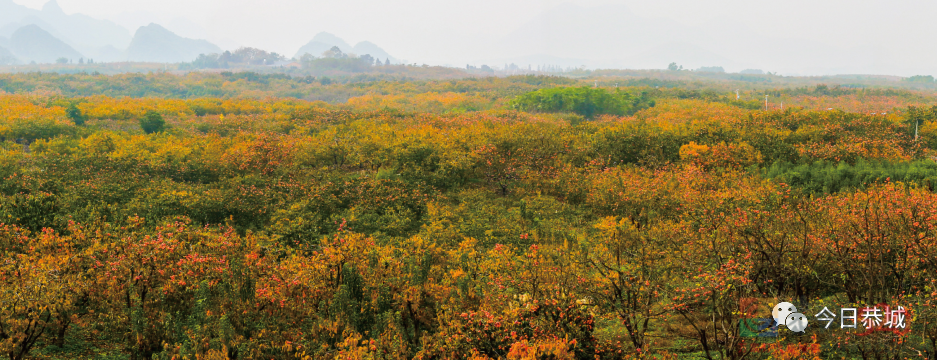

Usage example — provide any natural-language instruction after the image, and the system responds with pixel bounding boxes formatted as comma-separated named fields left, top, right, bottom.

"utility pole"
left=765, top=95, right=768, bottom=111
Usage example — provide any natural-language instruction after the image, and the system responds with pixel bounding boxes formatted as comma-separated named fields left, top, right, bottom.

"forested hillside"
left=1, top=72, right=937, bottom=359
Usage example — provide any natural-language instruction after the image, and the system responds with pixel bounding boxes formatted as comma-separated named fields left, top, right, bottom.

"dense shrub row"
left=1, top=79, right=937, bottom=358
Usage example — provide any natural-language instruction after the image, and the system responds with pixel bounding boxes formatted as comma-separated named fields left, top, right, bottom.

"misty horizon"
left=2, top=0, right=936, bottom=76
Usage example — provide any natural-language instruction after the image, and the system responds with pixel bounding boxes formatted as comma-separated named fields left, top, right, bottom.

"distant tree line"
left=295, top=46, right=392, bottom=73
left=906, top=75, right=935, bottom=83
left=182, top=47, right=287, bottom=69
left=509, top=86, right=655, bottom=118
left=765, top=159, right=937, bottom=194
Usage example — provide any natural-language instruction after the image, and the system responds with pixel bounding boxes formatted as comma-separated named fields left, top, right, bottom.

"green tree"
left=66, top=103, right=86, bottom=126
left=509, top=86, right=655, bottom=118
left=139, top=110, right=165, bottom=134
left=322, top=46, right=345, bottom=59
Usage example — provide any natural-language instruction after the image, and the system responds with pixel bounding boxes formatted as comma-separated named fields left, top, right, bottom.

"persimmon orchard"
left=0, top=72, right=936, bottom=359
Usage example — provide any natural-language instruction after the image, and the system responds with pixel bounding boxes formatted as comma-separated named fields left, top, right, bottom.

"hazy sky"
left=10, top=0, right=937, bottom=75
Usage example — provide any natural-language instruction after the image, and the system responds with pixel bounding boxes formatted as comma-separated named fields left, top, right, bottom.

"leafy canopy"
left=65, top=103, right=86, bottom=126
left=140, top=110, right=165, bottom=134
left=509, top=86, right=655, bottom=118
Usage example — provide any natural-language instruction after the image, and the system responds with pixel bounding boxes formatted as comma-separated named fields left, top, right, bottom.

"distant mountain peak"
left=10, top=23, right=83, bottom=63
left=294, top=32, right=396, bottom=62
left=136, top=22, right=211, bottom=42
left=0, top=0, right=131, bottom=52
left=311, top=32, right=350, bottom=48
left=0, top=44, right=17, bottom=65
left=141, top=22, right=166, bottom=32
left=42, top=0, right=63, bottom=14
left=133, top=23, right=184, bottom=40
left=126, top=22, right=221, bottom=63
